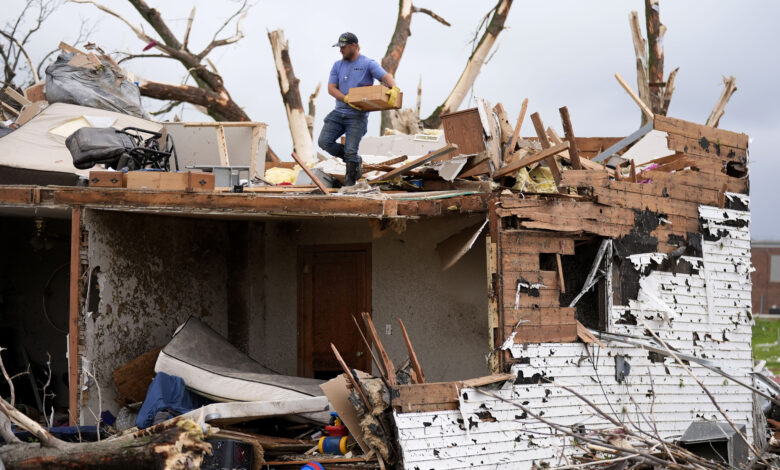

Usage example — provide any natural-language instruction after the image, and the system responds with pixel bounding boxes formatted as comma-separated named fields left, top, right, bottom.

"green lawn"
left=753, top=317, right=780, bottom=374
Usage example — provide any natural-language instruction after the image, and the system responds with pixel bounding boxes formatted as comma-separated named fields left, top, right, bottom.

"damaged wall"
left=81, top=210, right=230, bottom=422
left=260, top=215, right=490, bottom=382
left=394, top=117, right=754, bottom=469
left=395, top=200, right=755, bottom=469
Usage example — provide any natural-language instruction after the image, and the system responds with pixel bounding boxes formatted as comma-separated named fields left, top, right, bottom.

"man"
left=318, top=32, right=399, bottom=186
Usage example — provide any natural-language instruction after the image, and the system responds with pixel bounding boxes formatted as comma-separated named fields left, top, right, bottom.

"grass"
left=753, top=317, right=780, bottom=374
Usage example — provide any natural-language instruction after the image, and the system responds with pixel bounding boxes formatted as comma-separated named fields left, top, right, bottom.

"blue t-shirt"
left=329, top=54, right=387, bottom=115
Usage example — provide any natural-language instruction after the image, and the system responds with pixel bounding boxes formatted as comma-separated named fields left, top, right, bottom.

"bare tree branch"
left=182, top=5, right=196, bottom=51
left=197, top=0, right=248, bottom=59
left=705, top=75, right=737, bottom=128
left=411, top=6, right=451, bottom=26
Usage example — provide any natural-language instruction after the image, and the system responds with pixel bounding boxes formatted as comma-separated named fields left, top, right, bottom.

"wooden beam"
left=361, top=312, right=396, bottom=386
left=4, top=87, right=31, bottom=106
left=330, top=343, right=371, bottom=409
left=352, top=315, right=388, bottom=384
left=492, top=142, right=568, bottom=179
left=68, top=205, right=82, bottom=425
left=397, top=318, right=425, bottom=384
left=530, top=112, right=561, bottom=184
left=614, top=72, right=653, bottom=120
left=290, top=152, right=329, bottom=194
left=558, top=106, right=582, bottom=170
left=556, top=253, right=566, bottom=295
left=370, top=143, right=457, bottom=183
left=505, top=98, right=529, bottom=163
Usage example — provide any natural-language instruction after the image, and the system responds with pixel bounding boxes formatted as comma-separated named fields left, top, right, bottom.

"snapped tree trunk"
left=645, top=0, right=665, bottom=114
left=379, top=0, right=449, bottom=134
left=140, top=81, right=248, bottom=122
left=422, top=0, right=513, bottom=129
left=0, top=421, right=212, bottom=470
left=268, top=29, right=313, bottom=164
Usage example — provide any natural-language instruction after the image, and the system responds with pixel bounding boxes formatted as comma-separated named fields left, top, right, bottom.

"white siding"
left=395, top=200, right=755, bottom=469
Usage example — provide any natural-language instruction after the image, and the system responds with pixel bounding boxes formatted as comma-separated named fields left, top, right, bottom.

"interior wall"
left=259, top=215, right=490, bottom=382
left=0, top=216, right=71, bottom=412
left=83, top=210, right=231, bottom=421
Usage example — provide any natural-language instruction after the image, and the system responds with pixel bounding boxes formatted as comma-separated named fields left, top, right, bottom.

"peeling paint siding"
left=395, top=202, right=754, bottom=469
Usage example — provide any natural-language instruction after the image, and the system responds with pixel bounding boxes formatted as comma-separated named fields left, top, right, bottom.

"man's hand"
left=386, top=86, right=400, bottom=107
left=343, top=94, right=362, bottom=110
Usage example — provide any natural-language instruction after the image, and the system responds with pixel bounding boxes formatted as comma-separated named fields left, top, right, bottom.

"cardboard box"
left=89, top=170, right=126, bottom=188
left=187, top=171, right=215, bottom=192
left=346, top=85, right=402, bottom=111
left=126, top=171, right=188, bottom=191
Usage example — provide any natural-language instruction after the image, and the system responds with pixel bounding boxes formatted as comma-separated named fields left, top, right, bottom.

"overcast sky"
left=8, top=0, right=780, bottom=240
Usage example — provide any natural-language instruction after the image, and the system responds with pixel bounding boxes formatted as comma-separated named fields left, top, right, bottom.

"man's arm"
left=328, top=83, right=346, bottom=101
left=380, top=73, right=397, bottom=88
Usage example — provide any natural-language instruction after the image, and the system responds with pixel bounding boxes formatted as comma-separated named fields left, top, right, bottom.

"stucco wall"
left=260, top=215, right=490, bottom=382
left=82, top=210, right=229, bottom=421
left=83, top=210, right=490, bottom=422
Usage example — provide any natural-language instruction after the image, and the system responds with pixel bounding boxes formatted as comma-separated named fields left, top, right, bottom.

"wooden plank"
left=397, top=318, right=425, bottom=384
left=530, top=112, right=561, bottom=183
left=615, top=72, right=653, bottom=120
left=441, top=108, right=485, bottom=156
left=504, top=98, right=529, bottom=163
left=68, top=205, right=81, bottom=425
left=592, top=187, right=700, bottom=218
left=4, top=87, right=31, bottom=106
left=654, top=114, right=748, bottom=149
left=643, top=169, right=747, bottom=194
left=502, top=253, right=540, bottom=272
left=361, top=312, right=396, bottom=386
left=665, top=133, right=747, bottom=161
left=183, top=122, right=268, bottom=128
left=499, top=231, right=575, bottom=255
left=0, top=186, right=34, bottom=204
left=558, top=106, right=582, bottom=170
left=216, top=125, right=230, bottom=166
left=290, top=151, right=329, bottom=194
left=605, top=180, right=720, bottom=206
left=330, top=343, right=371, bottom=409
left=559, top=170, right=609, bottom=187
left=511, top=324, right=578, bottom=344
left=492, top=142, right=568, bottom=178
left=460, top=373, right=515, bottom=388
left=370, top=143, right=457, bottom=183
left=395, top=382, right=458, bottom=413
left=577, top=321, right=605, bottom=348
left=505, top=307, right=575, bottom=328
left=556, top=253, right=566, bottom=294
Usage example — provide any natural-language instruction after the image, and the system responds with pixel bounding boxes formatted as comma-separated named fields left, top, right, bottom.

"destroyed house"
left=0, top=110, right=756, bottom=468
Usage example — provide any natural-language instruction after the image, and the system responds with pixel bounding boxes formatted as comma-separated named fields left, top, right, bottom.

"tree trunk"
left=379, top=0, right=414, bottom=134
left=645, top=0, right=665, bottom=114
left=139, top=81, right=249, bottom=122
left=268, top=29, right=313, bottom=164
left=0, top=423, right=211, bottom=470
left=422, top=0, right=513, bottom=129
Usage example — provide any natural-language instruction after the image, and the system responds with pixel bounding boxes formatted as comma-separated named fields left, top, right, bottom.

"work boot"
left=345, top=160, right=362, bottom=187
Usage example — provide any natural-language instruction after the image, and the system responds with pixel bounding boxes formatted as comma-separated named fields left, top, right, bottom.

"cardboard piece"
left=320, top=371, right=372, bottom=454
left=347, top=85, right=402, bottom=112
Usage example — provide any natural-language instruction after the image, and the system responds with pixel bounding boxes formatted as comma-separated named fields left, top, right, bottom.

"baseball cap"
left=333, top=32, right=358, bottom=47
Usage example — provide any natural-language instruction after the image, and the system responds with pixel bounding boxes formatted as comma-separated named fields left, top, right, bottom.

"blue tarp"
left=136, top=372, right=211, bottom=429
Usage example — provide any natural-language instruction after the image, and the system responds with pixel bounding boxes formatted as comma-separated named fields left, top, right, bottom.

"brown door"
left=298, top=244, right=371, bottom=379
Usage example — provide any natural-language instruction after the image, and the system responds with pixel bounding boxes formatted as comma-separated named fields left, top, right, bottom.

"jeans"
left=318, top=110, right=368, bottom=164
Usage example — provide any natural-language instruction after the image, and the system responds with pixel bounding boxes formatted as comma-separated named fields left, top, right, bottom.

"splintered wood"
left=492, top=114, right=749, bottom=350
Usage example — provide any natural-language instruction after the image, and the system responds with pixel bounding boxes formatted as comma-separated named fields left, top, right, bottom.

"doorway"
left=297, top=244, right=371, bottom=379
